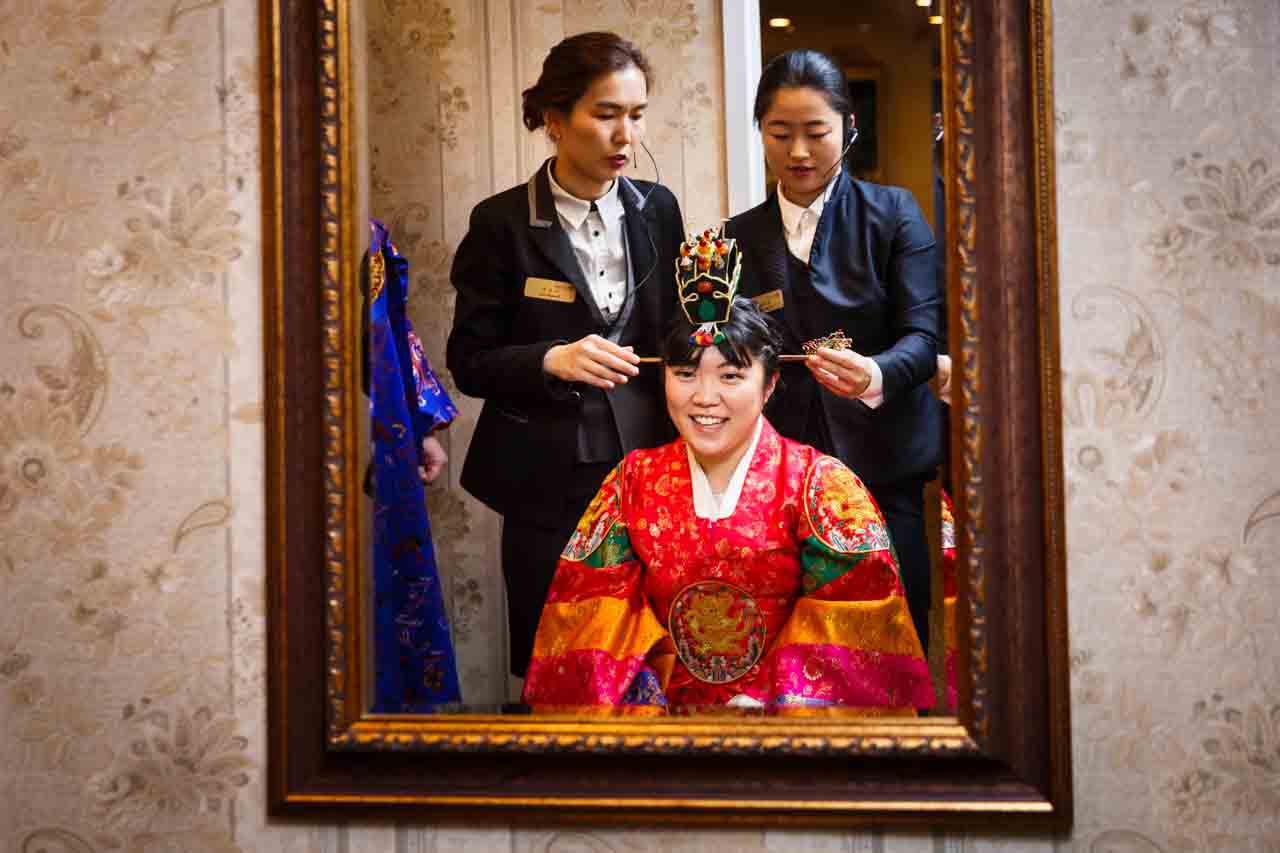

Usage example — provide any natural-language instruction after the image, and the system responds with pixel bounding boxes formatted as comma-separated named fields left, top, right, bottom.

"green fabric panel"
left=583, top=523, right=636, bottom=569
left=799, top=534, right=868, bottom=593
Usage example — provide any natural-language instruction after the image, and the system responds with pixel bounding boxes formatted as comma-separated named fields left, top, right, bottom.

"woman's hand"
left=934, top=354, right=952, bottom=405
left=806, top=347, right=875, bottom=399
left=543, top=334, right=640, bottom=390
left=419, top=435, right=447, bottom=484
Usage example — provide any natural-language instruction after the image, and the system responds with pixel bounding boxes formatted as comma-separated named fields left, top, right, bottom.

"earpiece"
left=841, top=112, right=859, bottom=159
left=821, top=124, right=859, bottom=182
left=843, top=126, right=859, bottom=156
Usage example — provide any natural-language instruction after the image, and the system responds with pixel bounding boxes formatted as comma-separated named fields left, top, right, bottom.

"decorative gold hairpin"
left=801, top=331, right=853, bottom=355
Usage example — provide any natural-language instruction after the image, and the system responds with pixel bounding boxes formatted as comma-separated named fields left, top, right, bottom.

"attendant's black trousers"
left=501, top=461, right=614, bottom=678
left=867, top=476, right=931, bottom=656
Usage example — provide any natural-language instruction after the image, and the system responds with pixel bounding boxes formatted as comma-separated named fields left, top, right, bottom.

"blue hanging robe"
left=366, top=218, right=462, bottom=710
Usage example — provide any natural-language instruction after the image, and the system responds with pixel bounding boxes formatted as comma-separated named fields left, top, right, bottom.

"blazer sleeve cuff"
left=858, top=356, right=885, bottom=409
left=539, top=340, right=580, bottom=402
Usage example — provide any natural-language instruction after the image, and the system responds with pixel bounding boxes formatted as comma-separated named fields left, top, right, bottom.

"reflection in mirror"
left=360, top=3, right=955, bottom=717
left=758, top=0, right=954, bottom=713
left=361, top=222, right=465, bottom=712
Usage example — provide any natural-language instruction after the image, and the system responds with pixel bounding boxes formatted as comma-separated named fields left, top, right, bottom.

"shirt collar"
left=686, top=416, right=765, bottom=520
left=777, top=170, right=840, bottom=237
left=547, top=160, right=623, bottom=231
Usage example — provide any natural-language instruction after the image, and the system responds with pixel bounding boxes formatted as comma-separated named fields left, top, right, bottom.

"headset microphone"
left=627, top=136, right=662, bottom=294
left=639, top=138, right=660, bottom=191
left=820, top=126, right=859, bottom=183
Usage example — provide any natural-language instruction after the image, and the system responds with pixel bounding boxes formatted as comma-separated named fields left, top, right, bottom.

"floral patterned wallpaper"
left=0, top=0, right=1275, bottom=851
left=0, top=0, right=264, bottom=849
left=1056, top=1, right=1280, bottom=849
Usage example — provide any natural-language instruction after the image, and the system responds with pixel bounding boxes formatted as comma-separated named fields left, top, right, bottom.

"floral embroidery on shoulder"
left=802, top=455, right=892, bottom=555
left=561, top=463, right=624, bottom=562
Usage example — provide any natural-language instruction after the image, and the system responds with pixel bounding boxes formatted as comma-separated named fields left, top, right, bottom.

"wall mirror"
left=265, top=0, right=1071, bottom=825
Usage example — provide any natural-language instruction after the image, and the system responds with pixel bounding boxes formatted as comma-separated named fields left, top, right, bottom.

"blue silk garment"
left=367, top=219, right=462, bottom=710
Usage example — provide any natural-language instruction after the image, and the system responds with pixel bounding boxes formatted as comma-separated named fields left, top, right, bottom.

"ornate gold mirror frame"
left=263, top=0, right=1070, bottom=826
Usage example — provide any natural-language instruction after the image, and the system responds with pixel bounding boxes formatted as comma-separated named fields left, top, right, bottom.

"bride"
left=522, top=232, right=933, bottom=715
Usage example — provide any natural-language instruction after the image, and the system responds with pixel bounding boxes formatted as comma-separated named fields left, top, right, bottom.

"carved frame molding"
left=264, top=0, right=1071, bottom=826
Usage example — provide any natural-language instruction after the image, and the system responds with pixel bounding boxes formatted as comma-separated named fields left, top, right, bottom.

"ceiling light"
left=930, top=14, right=942, bottom=24
left=768, top=17, right=791, bottom=28
left=916, top=0, right=930, bottom=6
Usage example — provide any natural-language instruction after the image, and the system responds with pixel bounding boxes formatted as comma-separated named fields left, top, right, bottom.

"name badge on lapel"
left=752, top=289, right=785, bottom=313
left=524, top=277, right=577, bottom=303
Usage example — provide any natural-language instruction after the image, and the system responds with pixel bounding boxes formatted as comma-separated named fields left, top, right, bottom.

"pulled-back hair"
left=662, top=297, right=783, bottom=385
left=521, top=32, right=653, bottom=131
left=753, top=49, right=852, bottom=137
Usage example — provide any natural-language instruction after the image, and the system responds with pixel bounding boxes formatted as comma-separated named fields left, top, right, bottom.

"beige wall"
left=0, top=1, right=1277, bottom=851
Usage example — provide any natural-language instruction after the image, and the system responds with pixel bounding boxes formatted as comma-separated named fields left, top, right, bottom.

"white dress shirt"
left=777, top=174, right=884, bottom=408
left=548, top=164, right=628, bottom=319
left=777, top=173, right=839, bottom=265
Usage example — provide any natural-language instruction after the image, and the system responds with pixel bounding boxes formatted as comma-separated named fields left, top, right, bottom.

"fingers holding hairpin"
left=543, top=335, right=641, bottom=390
left=806, top=347, right=874, bottom=399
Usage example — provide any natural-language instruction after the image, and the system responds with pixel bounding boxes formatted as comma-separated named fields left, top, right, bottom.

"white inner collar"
left=547, top=160, right=623, bottom=231
left=777, top=170, right=839, bottom=237
left=686, top=417, right=765, bottom=520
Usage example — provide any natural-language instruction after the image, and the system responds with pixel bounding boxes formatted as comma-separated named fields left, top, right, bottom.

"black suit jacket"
left=447, top=160, right=684, bottom=524
left=727, top=173, right=942, bottom=487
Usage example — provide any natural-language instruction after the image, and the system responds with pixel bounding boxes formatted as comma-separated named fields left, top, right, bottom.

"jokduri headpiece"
left=676, top=225, right=741, bottom=347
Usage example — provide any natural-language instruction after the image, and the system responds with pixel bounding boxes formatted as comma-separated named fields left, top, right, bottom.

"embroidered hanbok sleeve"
left=369, top=216, right=457, bottom=443
left=748, top=456, right=934, bottom=715
left=404, top=328, right=457, bottom=438
left=522, top=464, right=673, bottom=714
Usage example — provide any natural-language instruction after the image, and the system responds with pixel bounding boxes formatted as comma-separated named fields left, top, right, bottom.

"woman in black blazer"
left=447, top=32, right=684, bottom=679
left=726, top=49, right=943, bottom=652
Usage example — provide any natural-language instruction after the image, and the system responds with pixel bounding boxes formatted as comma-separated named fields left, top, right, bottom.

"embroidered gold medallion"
left=668, top=580, right=766, bottom=684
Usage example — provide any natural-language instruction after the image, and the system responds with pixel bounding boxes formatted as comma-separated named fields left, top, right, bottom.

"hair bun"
left=519, top=32, right=652, bottom=136
left=521, top=84, right=544, bottom=131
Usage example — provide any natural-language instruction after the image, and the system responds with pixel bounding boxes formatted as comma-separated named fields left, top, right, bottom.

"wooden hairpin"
left=636, top=332, right=852, bottom=366
left=637, top=354, right=810, bottom=365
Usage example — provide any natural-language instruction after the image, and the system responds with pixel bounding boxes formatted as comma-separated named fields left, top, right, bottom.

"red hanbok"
left=522, top=419, right=935, bottom=715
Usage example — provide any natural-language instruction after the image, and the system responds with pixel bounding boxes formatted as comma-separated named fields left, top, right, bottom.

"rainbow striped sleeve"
left=522, top=465, right=670, bottom=712
left=749, top=456, right=933, bottom=715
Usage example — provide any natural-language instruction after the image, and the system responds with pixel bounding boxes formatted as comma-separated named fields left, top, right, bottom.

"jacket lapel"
left=611, top=176, right=656, bottom=340
left=808, top=170, right=850, bottom=262
left=525, top=160, right=606, bottom=327
left=752, top=196, right=809, bottom=348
